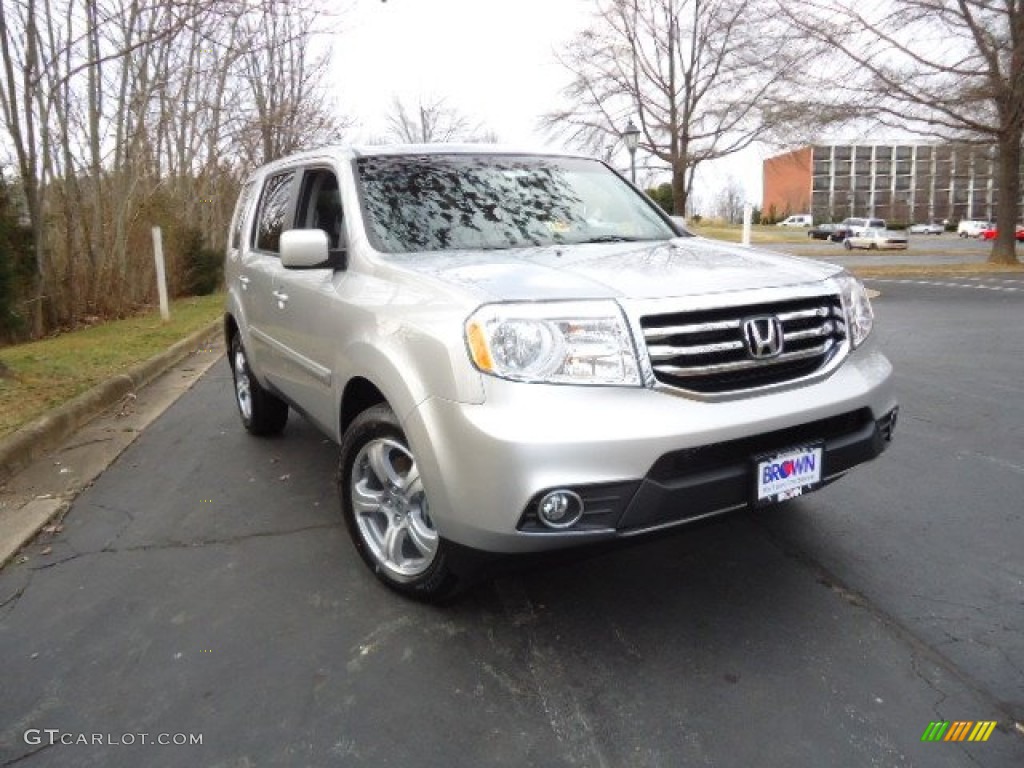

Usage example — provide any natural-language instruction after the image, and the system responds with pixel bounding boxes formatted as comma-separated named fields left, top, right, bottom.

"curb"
left=0, top=319, right=222, bottom=486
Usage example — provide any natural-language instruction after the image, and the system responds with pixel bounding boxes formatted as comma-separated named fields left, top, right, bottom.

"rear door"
left=244, top=169, right=299, bottom=385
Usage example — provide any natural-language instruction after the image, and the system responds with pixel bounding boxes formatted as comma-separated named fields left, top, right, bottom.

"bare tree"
left=713, top=175, right=746, bottom=224
left=0, top=0, right=351, bottom=335
left=384, top=95, right=493, bottom=143
left=543, top=0, right=814, bottom=216
left=776, top=0, right=1023, bottom=266
left=232, top=0, right=348, bottom=167
left=0, top=0, right=51, bottom=333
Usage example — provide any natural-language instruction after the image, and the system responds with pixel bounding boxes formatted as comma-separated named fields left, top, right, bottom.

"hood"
left=386, top=237, right=841, bottom=302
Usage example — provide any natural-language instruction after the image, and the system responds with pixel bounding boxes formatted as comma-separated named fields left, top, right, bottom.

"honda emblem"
left=742, top=316, right=783, bottom=359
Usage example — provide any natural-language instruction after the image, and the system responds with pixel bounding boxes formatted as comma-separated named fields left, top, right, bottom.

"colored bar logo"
left=921, top=721, right=997, bottom=742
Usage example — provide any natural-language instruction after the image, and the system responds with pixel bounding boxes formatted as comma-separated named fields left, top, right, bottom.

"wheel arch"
left=335, top=335, right=484, bottom=442
left=224, top=312, right=239, bottom=346
left=340, top=377, right=388, bottom=437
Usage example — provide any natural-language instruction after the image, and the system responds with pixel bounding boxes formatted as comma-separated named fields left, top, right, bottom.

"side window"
left=230, top=182, right=255, bottom=250
left=295, top=168, right=345, bottom=251
left=254, top=171, right=296, bottom=253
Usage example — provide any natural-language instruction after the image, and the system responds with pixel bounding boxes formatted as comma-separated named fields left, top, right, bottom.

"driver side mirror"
left=280, top=229, right=345, bottom=270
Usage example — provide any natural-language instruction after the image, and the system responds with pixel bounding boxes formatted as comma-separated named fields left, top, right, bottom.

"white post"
left=152, top=226, right=170, bottom=321
left=741, top=203, right=753, bottom=247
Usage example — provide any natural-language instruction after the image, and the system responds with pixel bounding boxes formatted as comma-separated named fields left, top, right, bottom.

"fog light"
left=537, top=490, right=584, bottom=529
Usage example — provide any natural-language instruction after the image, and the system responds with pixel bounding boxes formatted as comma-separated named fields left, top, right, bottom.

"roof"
left=247, top=143, right=593, bottom=175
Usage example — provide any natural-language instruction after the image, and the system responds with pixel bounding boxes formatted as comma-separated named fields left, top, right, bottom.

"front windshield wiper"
left=578, top=235, right=641, bottom=243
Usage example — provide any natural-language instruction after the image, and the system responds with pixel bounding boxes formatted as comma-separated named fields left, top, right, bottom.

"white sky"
left=329, top=0, right=766, bottom=208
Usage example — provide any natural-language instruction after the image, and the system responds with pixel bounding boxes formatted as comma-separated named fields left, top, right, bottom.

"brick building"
left=763, top=143, right=1016, bottom=224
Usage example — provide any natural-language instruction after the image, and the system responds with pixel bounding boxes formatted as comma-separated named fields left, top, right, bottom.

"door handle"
left=238, top=275, right=250, bottom=290
left=272, top=290, right=289, bottom=305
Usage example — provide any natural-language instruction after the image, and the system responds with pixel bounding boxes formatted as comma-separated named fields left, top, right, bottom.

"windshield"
left=356, top=154, right=678, bottom=253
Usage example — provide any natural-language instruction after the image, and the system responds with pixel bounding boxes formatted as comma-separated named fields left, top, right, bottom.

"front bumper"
left=402, top=341, right=897, bottom=553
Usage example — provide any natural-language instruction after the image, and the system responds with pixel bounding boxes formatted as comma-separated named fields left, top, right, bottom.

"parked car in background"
left=777, top=214, right=813, bottom=227
left=957, top=219, right=992, bottom=238
left=832, top=217, right=887, bottom=241
left=979, top=225, right=1024, bottom=242
left=908, top=222, right=944, bottom=235
left=844, top=228, right=909, bottom=250
left=807, top=223, right=839, bottom=240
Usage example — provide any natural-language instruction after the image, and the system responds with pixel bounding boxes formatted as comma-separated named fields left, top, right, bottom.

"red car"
left=980, top=225, right=1024, bottom=241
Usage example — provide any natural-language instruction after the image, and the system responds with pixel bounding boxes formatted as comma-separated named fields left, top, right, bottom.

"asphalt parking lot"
left=0, top=273, right=1022, bottom=767
left=769, top=231, right=1008, bottom=268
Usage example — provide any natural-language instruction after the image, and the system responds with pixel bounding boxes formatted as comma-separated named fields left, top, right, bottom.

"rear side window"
left=254, top=171, right=296, bottom=253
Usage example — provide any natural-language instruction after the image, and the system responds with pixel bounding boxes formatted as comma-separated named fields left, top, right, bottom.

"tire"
left=338, top=404, right=465, bottom=601
left=869, top=243, right=878, bottom=250
left=229, top=334, right=288, bottom=436
left=843, top=239, right=852, bottom=250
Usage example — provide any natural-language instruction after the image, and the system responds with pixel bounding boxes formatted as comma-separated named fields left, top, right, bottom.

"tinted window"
left=356, top=154, right=675, bottom=254
left=255, top=171, right=296, bottom=253
left=296, top=169, right=344, bottom=250
left=230, top=182, right=255, bottom=250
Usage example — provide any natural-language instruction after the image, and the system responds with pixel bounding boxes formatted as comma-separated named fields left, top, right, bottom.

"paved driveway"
left=1, top=276, right=1021, bottom=767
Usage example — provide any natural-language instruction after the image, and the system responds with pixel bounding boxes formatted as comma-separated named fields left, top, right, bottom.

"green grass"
left=689, top=223, right=811, bottom=243
left=850, top=262, right=1024, bottom=278
left=0, top=294, right=223, bottom=439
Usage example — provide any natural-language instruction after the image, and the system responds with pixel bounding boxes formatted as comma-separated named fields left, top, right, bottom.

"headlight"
left=465, top=300, right=641, bottom=385
left=835, top=272, right=874, bottom=348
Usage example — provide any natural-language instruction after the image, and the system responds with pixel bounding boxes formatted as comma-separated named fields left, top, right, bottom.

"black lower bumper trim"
left=615, top=408, right=897, bottom=532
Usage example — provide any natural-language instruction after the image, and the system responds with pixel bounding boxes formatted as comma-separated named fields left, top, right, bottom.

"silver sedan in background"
left=844, top=228, right=909, bottom=250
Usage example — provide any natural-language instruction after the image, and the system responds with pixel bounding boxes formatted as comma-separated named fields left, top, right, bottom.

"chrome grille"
left=642, top=295, right=846, bottom=393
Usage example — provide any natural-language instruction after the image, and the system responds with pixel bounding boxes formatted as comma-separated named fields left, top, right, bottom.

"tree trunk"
left=990, top=130, right=1022, bottom=265
left=671, top=161, right=687, bottom=216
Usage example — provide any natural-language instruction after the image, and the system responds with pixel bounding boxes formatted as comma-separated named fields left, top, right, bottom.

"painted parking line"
left=866, top=278, right=1022, bottom=293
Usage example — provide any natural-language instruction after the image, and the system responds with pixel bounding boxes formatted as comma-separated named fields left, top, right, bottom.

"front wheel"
left=843, top=239, right=853, bottom=250
left=338, top=404, right=465, bottom=601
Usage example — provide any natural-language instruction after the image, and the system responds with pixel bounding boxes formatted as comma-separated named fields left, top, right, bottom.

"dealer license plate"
left=755, top=444, right=823, bottom=504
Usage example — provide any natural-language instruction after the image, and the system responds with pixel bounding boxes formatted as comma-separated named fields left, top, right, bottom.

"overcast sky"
left=329, top=0, right=767, bottom=208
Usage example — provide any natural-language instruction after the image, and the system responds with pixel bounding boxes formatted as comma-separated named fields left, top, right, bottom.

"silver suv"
left=225, top=145, right=898, bottom=600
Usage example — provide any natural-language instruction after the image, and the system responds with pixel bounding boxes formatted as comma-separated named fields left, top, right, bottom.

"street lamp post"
left=621, top=119, right=640, bottom=183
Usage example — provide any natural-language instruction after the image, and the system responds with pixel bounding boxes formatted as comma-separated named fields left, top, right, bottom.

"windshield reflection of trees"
left=358, top=156, right=636, bottom=253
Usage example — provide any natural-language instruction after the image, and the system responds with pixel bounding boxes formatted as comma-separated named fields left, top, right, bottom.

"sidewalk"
left=0, top=324, right=224, bottom=567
